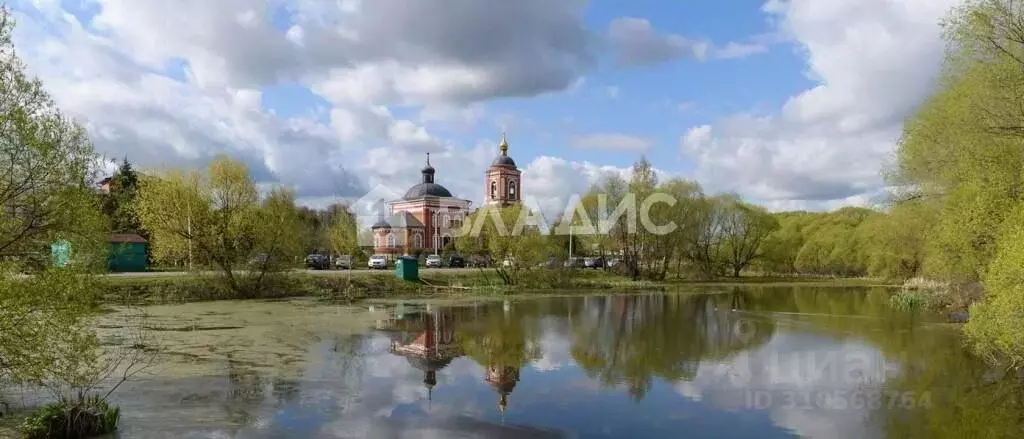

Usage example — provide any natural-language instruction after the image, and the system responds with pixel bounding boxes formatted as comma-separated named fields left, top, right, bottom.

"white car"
left=425, top=254, right=442, bottom=268
left=368, top=255, right=387, bottom=270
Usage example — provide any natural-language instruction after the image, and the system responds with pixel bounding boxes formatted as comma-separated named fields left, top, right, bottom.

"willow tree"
left=456, top=204, right=549, bottom=285
left=719, top=198, right=778, bottom=277
left=0, top=7, right=120, bottom=429
left=136, top=155, right=303, bottom=295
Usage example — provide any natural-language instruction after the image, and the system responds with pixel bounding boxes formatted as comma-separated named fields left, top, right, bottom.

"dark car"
left=305, top=254, right=330, bottom=270
left=584, top=257, right=605, bottom=269
left=448, top=254, right=466, bottom=268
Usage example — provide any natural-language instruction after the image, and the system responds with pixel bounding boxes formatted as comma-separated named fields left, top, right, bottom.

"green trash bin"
left=395, top=256, right=419, bottom=282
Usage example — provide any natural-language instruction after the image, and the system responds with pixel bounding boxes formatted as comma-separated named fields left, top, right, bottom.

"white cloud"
left=10, top=0, right=599, bottom=206
left=680, top=0, right=962, bottom=207
left=521, top=156, right=654, bottom=222
left=570, top=133, right=652, bottom=151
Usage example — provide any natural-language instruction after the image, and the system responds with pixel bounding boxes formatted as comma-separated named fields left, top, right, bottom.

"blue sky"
left=11, top=0, right=961, bottom=213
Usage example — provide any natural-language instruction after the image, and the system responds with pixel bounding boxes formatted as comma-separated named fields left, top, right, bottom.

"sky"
left=10, top=0, right=964, bottom=217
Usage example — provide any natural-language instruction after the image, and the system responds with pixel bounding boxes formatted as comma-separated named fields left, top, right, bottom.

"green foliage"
left=965, top=202, right=1024, bottom=366
left=720, top=198, right=778, bottom=277
left=0, top=268, right=102, bottom=387
left=328, top=205, right=362, bottom=260
left=888, top=290, right=931, bottom=312
left=0, top=9, right=107, bottom=272
left=456, top=204, right=549, bottom=285
left=101, top=159, right=143, bottom=233
left=891, top=0, right=1024, bottom=365
left=20, top=395, right=120, bottom=439
left=135, top=156, right=306, bottom=295
left=0, top=10, right=142, bottom=432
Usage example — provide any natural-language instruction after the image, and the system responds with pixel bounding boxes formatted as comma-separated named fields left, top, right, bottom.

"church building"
left=371, top=134, right=522, bottom=256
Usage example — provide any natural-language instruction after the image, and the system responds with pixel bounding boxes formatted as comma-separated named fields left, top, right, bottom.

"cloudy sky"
left=11, top=0, right=960, bottom=213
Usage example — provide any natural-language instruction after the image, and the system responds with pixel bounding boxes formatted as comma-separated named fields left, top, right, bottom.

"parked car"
left=607, top=258, right=622, bottom=268
left=537, top=257, right=558, bottom=268
left=368, top=255, right=388, bottom=270
left=448, top=254, right=466, bottom=268
left=425, top=254, right=442, bottom=268
left=584, top=256, right=605, bottom=269
left=305, top=254, right=330, bottom=270
left=334, top=254, right=352, bottom=270
left=502, top=257, right=518, bottom=268
left=563, top=257, right=585, bottom=269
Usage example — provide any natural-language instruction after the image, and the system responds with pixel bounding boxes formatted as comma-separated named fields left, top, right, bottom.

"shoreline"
left=97, top=269, right=899, bottom=306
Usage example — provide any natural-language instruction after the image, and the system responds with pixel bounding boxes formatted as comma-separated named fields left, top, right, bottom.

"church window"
left=386, top=233, right=396, bottom=248
left=413, top=233, right=423, bottom=249
left=509, top=180, right=517, bottom=200
left=491, top=181, right=497, bottom=198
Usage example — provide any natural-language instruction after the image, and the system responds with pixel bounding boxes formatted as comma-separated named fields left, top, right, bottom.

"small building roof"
left=109, top=233, right=148, bottom=244
left=371, top=211, right=425, bottom=229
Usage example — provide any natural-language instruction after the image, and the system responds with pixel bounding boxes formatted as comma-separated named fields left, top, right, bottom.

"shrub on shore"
left=20, top=396, right=119, bottom=439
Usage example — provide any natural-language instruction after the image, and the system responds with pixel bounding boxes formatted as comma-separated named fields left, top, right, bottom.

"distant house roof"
left=371, top=212, right=425, bottom=229
left=109, top=233, right=148, bottom=244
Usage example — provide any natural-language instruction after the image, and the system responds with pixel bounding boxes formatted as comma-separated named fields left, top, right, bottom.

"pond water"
left=10, top=286, right=1024, bottom=438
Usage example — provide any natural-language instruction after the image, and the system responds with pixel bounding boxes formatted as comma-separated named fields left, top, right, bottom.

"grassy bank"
left=96, top=269, right=896, bottom=305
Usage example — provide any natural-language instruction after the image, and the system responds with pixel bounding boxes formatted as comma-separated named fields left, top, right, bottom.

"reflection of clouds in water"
left=674, top=381, right=703, bottom=402
left=532, top=318, right=574, bottom=372
left=671, top=330, right=888, bottom=439
left=105, top=293, right=920, bottom=439
left=309, top=335, right=558, bottom=439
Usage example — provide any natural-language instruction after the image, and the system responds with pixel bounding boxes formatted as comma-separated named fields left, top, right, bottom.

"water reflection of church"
left=375, top=306, right=520, bottom=416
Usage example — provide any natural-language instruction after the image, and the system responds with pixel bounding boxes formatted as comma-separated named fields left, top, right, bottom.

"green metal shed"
left=108, top=233, right=148, bottom=272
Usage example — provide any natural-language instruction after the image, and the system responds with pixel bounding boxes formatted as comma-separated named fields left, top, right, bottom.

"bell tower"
left=485, top=132, right=522, bottom=207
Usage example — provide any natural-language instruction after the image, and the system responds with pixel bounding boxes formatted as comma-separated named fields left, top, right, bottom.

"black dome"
left=405, top=356, right=454, bottom=372
left=404, top=182, right=453, bottom=199
left=491, top=155, right=517, bottom=167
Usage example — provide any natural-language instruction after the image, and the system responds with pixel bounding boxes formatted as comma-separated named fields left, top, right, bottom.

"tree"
left=657, top=178, right=704, bottom=279
left=101, top=158, right=142, bottom=233
left=758, top=212, right=813, bottom=275
left=328, top=204, right=362, bottom=260
left=858, top=202, right=935, bottom=280
left=686, top=195, right=730, bottom=278
left=0, top=7, right=124, bottom=434
left=456, top=204, right=547, bottom=285
left=0, top=15, right=105, bottom=265
left=251, top=188, right=304, bottom=291
left=136, top=155, right=300, bottom=295
left=720, top=199, right=779, bottom=277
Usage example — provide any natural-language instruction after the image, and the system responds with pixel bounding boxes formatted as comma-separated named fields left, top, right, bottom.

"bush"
left=20, top=396, right=119, bottom=439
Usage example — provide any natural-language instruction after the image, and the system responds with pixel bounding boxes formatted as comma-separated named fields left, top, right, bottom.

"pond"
left=9, top=286, right=1024, bottom=438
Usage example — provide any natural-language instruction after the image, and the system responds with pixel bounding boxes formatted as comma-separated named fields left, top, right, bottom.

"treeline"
left=100, top=158, right=362, bottom=268
left=551, top=160, right=924, bottom=282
